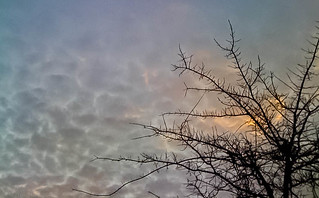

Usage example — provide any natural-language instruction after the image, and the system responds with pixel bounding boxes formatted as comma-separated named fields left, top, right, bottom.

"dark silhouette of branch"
left=75, top=21, right=319, bottom=198
left=148, top=191, right=160, bottom=198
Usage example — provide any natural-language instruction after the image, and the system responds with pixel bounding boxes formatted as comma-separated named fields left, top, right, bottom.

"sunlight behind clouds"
left=0, top=0, right=319, bottom=197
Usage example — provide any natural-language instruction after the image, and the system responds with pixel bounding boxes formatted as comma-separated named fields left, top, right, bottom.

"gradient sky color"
left=1, top=1, right=319, bottom=197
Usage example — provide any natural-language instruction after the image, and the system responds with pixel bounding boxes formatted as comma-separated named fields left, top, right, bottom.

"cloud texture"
left=0, top=0, right=318, bottom=197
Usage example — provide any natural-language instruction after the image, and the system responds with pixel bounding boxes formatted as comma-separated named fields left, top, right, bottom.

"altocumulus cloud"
left=0, top=1, right=192, bottom=197
left=0, top=0, right=319, bottom=197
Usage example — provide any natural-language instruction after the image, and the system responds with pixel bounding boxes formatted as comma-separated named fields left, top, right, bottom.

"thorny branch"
left=74, top=21, right=319, bottom=198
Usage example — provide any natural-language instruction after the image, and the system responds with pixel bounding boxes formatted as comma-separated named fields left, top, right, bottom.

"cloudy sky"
left=1, top=1, right=319, bottom=197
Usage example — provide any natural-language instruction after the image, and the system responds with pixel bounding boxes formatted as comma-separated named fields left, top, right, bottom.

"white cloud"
left=0, top=0, right=319, bottom=197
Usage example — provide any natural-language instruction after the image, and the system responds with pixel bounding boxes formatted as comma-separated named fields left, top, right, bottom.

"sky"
left=0, top=1, right=319, bottom=197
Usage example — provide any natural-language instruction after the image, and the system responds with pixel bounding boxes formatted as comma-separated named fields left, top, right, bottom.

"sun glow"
left=246, top=97, right=285, bottom=129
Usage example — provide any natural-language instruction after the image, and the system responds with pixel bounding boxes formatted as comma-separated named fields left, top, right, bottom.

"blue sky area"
left=0, top=1, right=319, bottom=197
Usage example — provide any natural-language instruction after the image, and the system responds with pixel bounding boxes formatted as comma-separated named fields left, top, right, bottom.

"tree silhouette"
left=74, top=21, right=319, bottom=198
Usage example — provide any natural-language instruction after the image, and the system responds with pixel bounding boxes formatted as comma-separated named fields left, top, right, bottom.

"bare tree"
left=74, top=21, right=319, bottom=198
